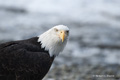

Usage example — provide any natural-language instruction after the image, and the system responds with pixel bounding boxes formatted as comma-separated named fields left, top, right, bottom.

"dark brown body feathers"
left=0, top=37, right=55, bottom=80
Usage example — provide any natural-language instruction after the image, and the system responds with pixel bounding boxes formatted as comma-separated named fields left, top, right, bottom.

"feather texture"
left=0, top=37, right=55, bottom=80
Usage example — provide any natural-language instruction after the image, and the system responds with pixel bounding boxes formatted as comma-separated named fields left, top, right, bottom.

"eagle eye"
left=66, top=30, right=69, bottom=34
left=54, top=28, right=58, bottom=32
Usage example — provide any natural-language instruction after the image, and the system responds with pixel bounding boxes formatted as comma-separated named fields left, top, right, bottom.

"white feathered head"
left=38, top=25, right=69, bottom=56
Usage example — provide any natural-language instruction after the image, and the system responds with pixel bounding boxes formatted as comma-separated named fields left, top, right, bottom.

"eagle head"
left=38, top=25, right=69, bottom=56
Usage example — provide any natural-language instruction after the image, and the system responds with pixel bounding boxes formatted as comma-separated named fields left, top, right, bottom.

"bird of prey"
left=0, top=25, right=69, bottom=80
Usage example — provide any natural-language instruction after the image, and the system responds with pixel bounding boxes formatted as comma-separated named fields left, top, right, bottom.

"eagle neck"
left=37, top=31, right=66, bottom=57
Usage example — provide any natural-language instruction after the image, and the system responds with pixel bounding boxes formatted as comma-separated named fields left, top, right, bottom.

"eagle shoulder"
left=0, top=37, right=55, bottom=80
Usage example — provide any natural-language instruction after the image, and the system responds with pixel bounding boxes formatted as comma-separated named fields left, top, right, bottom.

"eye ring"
left=54, top=28, right=58, bottom=32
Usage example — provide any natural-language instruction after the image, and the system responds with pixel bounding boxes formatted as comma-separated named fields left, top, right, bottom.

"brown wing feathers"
left=0, top=37, right=55, bottom=80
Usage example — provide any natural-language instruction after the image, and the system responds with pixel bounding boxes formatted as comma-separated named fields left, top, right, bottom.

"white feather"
left=38, top=25, right=69, bottom=56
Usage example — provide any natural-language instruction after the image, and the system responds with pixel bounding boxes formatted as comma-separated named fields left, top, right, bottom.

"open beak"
left=60, top=30, right=65, bottom=42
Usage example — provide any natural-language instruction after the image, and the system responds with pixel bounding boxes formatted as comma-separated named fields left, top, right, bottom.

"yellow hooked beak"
left=59, top=30, right=65, bottom=42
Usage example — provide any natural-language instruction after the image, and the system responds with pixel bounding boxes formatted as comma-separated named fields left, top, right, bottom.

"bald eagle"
left=0, top=25, right=69, bottom=80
